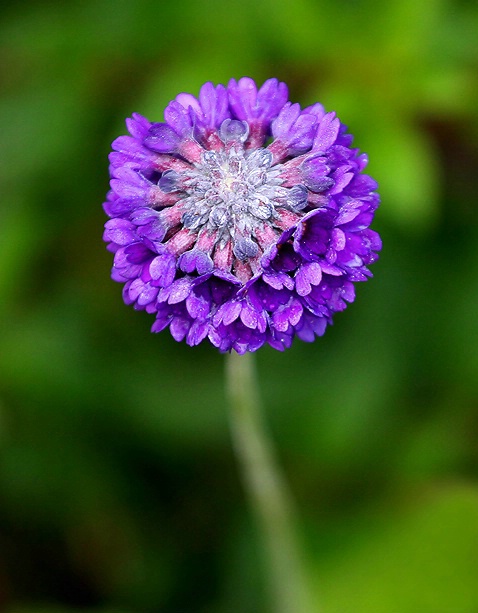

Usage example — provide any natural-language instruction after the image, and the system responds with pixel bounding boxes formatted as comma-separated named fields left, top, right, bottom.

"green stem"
left=225, top=351, right=316, bottom=613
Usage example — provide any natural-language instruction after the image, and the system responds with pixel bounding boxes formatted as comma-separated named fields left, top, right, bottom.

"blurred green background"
left=1, top=0, right=478, bottom=611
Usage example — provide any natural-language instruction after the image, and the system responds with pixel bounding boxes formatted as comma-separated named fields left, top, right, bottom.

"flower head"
left=103, top=78, right=381, bottom=353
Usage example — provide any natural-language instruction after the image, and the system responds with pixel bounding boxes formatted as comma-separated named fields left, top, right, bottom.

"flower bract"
left=103, top=78, right=381, bottom=353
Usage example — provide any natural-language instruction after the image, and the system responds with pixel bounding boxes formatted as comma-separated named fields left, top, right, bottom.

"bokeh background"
left=1, top=1, right=478, bottom=611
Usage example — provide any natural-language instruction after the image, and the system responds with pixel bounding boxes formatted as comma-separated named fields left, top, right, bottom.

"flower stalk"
left=225, top=351, right=316, bottom=613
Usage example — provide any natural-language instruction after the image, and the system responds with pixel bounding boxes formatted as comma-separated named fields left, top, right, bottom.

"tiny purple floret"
left=103, top=78, right=381, bottom=353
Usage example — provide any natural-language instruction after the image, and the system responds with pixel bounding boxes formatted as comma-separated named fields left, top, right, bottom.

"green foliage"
left=317, top=485, right=478, bottom=613
left=0, top=0, right=477, bottom=611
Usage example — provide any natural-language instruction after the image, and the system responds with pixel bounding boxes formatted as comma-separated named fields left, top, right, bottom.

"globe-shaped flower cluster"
left=103, top=78, right=381, bottom=353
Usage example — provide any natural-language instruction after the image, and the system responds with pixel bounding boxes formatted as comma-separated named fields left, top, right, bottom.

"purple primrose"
left=103, top=78, right=381, bottom=353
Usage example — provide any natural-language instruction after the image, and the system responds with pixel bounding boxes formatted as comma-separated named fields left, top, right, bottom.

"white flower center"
left=159, top=122, right=308, bottom=261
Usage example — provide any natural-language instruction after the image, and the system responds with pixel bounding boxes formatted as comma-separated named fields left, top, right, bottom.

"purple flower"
left=103, top=78, right=381, bottom=353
